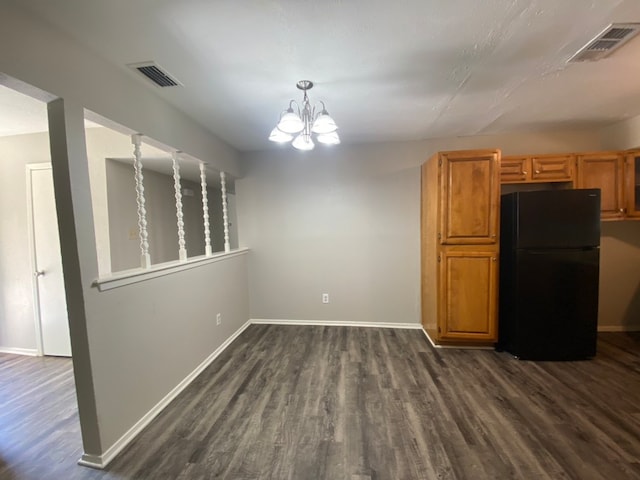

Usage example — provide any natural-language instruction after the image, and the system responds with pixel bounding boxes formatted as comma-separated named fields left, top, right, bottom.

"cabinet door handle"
left=535, top=170, right=541, bottom=174
left=522, top=171, right=528, bottom=175
left=492, top=257, right=497, bottom=262
left=620, top=208, right=624, bottom=213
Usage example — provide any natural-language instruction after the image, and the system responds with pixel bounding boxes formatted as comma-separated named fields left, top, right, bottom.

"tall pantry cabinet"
left=421, top=149, right=501, bottom=345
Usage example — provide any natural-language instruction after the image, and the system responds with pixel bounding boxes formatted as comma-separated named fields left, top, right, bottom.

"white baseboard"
left=421, top=329, right=494, bottom=350
left=598, top=325, right=640, bottom=332
left=0, top=347, right=39, bottom=356
left=78, top=319, right=253, bottom=470
left=250, top=318, right=423, bottom=329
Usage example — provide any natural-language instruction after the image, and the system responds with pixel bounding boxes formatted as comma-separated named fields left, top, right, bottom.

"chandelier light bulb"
left=268, top=127, right=293, bottom=143
left=311, top=106, right=337, bottom=134
left=292, top=133, right=315, bottom=151
left=268, top=80, right=339, bottom=149
left=317, top=131, right=341, bottom=145
left=276, top=107, right=304, bottom=134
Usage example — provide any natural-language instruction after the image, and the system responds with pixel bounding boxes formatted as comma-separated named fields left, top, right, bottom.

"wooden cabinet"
left=500, top=156, right=528, bottom=183
left=439, top=249, right=498, bottom=341
left=576, top=152, right=625, bottom=219
left=625, top=150, right=640, bottom=219
left=531, top=155, right=574, bottom=182
left=440, top=151, right=499, bottom=244
left=421, top=149, right=500, bottom=346
left=500, top=154, right=574, bottom=184
left=501, top=149, right=640, bottom=221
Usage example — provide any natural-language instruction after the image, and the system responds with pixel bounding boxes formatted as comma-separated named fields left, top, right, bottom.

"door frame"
left=26, top=162, right=56, bottom=356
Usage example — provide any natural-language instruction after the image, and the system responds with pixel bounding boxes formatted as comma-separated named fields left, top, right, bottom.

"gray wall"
left=85, top=250, right=250, bottom=451
left=238, top=143, right=422, bottom=324
left=0, top=132, right=51, bottom=352
left=237, top=129, right=640, bottom=330
left=0, top=1, right=249, bottom=461
left=601, top=113, right=640, bottom=150
left=600, top=222, right=640, bottom=330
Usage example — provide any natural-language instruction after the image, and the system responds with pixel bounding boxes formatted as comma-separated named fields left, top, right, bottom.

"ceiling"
left=0, top=84, right=50, bottom=137
left=10, top=0, right=640, bottom=152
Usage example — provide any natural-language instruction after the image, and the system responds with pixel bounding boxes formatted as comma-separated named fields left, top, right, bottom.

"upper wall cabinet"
left=500, top=154, right=574, bottom=184
left=626, top=150, right=640, bottom=219
left=576, top=152, right=625, bottom=220
left=500, top=156, right=528, bottom=183
left=440, top=150, right=500, bottom=244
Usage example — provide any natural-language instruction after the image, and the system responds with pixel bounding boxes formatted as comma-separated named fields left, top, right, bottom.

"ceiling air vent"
left=568, top=23, right=640, bottom=62
left=127, top=62, right=182, bottom=87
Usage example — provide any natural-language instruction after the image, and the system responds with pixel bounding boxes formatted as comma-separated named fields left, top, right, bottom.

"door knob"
left=34, top=270, right=45, bottom=278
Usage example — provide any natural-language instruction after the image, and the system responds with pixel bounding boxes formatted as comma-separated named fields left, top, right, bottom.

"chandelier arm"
left=312, top=101, right=326, bottom=121
left=288, top=99, right=301, bottom=116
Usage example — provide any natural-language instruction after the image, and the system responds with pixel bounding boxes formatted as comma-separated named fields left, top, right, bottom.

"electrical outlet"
left=322, top=293, right=329, bottom=304
left=216, top=313, right=222, bottom=325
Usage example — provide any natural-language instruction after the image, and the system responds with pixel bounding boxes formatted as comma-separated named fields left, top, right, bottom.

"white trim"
left=93, top=248, right=249, bottom=291
left=250, top=318, right=423, bottom=330
left=0, top=347, right=39, bottom=356
left=26, top=163, right=52, bottom=357
left=79, top=319, right=253, bottom=469
left=598, top=325, right=640, bottom=332
left=77, top=453, right=103, bottom=470
left=421, top=328, right=494, bottom=350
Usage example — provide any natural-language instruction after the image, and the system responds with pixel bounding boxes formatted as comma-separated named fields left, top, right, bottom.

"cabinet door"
left=500, top=156, right=529, bottom=183
left=440, top=150, right=499, bottom=244
left=531, top=155, right=574, bottom=182
left=576, top=153, right=625, bottom=219
left=625, top=151, right=640, bottom=218
left=439, top=250, right=498, bottom=341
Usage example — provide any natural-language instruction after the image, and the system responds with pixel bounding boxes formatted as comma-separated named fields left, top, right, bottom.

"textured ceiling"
left=10, top=0, right=640, bottom=151
left=0, top=84, right=49, bottom=137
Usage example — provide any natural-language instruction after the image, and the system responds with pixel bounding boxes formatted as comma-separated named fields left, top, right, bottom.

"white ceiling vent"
left=127, top=61, right=182, bottom=87
left=568, top=23, right=640, bottom=62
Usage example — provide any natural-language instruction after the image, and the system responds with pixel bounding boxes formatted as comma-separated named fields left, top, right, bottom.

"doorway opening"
left=0, top=78, right=84, bottom=477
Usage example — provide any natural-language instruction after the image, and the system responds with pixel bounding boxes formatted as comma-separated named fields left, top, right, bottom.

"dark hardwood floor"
left=2, top=326, right=640, bottom=479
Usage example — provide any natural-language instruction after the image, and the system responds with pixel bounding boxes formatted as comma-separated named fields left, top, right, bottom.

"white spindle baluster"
left=220, top=171, right=231, bottom=253
left=200, top=162, right=213, bottom=256
left=172, top=151, right=188, bottom=261
left=132, top=134, right=151, bottom=268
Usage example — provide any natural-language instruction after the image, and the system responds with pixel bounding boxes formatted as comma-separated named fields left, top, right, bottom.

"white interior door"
left=28, top=165, right=71, bottom=357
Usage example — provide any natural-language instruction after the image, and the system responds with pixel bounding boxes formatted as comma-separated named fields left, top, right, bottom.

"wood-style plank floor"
left=2, top=325, right=640, bottom=479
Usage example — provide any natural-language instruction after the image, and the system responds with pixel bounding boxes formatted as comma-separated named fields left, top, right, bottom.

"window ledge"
left=93, top=248, right=249, bottom=292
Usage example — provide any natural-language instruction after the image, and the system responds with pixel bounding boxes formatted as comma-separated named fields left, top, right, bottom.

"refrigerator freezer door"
left=503, top=248, right=599, bottom=360
left=511, top=189, right=601, bottom=249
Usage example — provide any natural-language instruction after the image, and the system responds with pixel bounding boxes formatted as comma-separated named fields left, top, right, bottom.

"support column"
left=220, top=171, right=231, bottom=253
left=172, top=151, right=187, bottom=261
left=47, top=97, right=103, bottom=461
left=199, top=162, right=213, bottom=256
left=132, top=134, right=151, bottom=268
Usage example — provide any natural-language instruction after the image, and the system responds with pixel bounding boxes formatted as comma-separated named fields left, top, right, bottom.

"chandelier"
left=268, top=80, right=340, bottom=151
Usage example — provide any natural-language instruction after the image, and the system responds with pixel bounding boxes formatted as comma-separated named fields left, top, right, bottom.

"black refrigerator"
left=498, top=189, right=601, bottom=360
